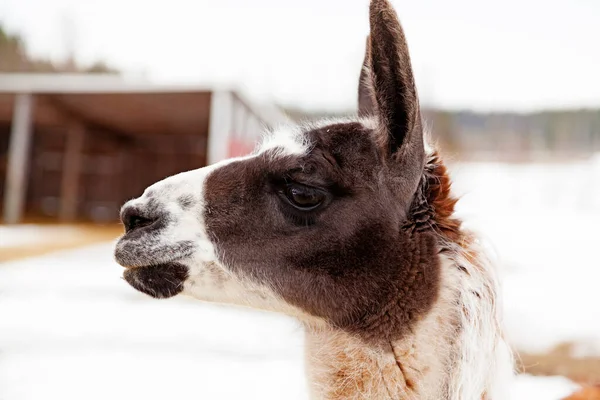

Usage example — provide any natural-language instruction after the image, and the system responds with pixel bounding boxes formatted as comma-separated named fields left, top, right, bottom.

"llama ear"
left=365, top=0, right=424, bottom=163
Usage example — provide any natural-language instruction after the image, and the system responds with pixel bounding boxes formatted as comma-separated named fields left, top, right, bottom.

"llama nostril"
left=121, top=206, right=158, bottom=233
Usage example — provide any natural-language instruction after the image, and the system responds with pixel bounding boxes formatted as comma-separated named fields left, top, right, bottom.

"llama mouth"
left=114, top=237, right=196, bottom=268
left=122, top=262, right=189, bottom=299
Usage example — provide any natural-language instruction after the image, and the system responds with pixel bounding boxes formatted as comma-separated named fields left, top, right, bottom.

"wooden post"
left=207, top=91, right=233, bottom=165
left=59, top=122, right=85, bottom=221
left=3, top=93, right=35, bottom=224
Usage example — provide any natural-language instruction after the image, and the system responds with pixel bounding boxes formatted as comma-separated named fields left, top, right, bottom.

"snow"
left=0, top=243, right=308, bottom=400
left=510, top=375, right=581, bottom=400
left=0, top=225, right=82, bottom=248
left=1, top=157, right=598, bottom=399
left=449, top=157, right=600, bottom=356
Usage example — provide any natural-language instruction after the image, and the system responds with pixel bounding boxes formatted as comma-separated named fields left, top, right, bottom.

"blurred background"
left=0, top=0, right=599, bottom=399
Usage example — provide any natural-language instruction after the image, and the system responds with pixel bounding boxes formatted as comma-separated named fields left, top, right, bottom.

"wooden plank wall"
left=17, top=128, right=208, bottom=222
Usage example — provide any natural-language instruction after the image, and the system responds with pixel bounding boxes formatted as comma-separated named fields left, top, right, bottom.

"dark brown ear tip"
left=370, top=0, right=394, bottom=14
left=369, top=0, right=403, bottom=38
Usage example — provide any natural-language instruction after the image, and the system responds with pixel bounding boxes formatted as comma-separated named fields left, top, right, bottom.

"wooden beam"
left=3, top=93, right=35, bottom=224
left=45, top=95, right=136, bottom=145
left=59, top=123, right=85, bottom=221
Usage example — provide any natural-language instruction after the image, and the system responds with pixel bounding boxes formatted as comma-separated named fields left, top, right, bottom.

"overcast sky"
left=1, top=0, right=599, bottom=112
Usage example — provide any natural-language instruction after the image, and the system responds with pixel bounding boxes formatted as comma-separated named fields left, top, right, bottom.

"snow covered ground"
left=1, top=157, right=598, bottom=399
left=0, top=243, right=308, bottom=400
left=510, top=375, right=581, bottom=400
left=450, top=156, right=600, bottom=356
left=0, top=225, right=82, bottom=249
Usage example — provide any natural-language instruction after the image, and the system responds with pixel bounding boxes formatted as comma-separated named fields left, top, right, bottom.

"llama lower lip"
left=123, top=262, right=189, bottom=299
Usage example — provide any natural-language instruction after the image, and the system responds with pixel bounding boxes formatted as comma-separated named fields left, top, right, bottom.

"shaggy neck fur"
left=302, top=151, right=513, bottom=400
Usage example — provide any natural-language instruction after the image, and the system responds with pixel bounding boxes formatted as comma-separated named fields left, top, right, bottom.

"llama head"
left=114, top=0, right=439, bottom=343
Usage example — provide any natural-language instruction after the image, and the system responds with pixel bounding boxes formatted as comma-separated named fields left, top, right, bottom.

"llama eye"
left=283, top=184, right=326, bottom=211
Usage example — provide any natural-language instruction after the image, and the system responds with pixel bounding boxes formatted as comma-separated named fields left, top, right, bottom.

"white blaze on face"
left=256, top=124, right=311, bottom=158
left=118, top=157, right=241, bottom=267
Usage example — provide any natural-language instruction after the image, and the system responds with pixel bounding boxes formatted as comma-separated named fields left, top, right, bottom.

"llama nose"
left=120, top=205, right=159, bottom=233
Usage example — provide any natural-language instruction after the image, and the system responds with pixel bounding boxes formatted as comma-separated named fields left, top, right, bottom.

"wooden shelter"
left=0, top=74, right=289, bottom=223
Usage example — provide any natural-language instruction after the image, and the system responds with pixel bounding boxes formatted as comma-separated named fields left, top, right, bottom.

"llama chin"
left=113, top=0, right=514, bottom=398
left=122, top=263, right=188, bottom=299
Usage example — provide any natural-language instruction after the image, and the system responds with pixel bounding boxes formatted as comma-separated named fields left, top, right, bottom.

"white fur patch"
left=181, top=259, right=315, bottom=321
left=256, top=124, right=310, bottom=157
left=255, top=117, right=377, bottom=159
left=440, top=239, right=515, bottom=399
left=306, top=116, right=377, bottom=131
left=422, top=119, right=435, bottom=156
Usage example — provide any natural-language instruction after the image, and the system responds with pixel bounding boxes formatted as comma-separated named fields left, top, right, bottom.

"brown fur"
left=114, top=0, right=511, bottom=398
left=204, top=123, right=441, bottom=345
left=404, top=152, right=462, bottom=244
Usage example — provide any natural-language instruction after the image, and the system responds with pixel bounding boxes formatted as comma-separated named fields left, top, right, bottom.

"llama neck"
left=303, top=249, right=512, bottom=400
left=302, top=153, right=513, bottom=399
left=303, top=254, right=461, bottom=400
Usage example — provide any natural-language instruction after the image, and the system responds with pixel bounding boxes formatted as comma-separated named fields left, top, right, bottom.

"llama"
left=114, top=0, right=514, bottom=398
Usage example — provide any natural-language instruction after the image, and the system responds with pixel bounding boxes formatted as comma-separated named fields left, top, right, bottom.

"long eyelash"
left=284, top=210, right=317, bottom=227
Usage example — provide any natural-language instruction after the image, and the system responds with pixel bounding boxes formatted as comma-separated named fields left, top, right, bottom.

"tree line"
left=0, top=24, right=117, bottom=74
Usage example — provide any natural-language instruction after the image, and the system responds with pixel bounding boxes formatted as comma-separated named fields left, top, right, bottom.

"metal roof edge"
left=0, top=73, right=235, bottom=94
